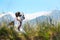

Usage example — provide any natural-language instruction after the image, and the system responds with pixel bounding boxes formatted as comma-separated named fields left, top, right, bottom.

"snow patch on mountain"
left=24, top=11, right=51, bottom=21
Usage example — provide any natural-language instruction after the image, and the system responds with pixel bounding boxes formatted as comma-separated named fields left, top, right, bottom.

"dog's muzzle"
left=23, top=16, right=25, bottom=20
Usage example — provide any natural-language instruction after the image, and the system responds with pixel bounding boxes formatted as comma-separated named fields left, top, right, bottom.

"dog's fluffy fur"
left=9, top=12, right=25, bottom=31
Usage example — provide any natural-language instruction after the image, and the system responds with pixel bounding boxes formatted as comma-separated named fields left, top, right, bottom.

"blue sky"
left=0, top=0, right=60, bottom=13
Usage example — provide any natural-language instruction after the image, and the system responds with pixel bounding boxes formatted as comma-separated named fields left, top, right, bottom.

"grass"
left=0, top=20, right=60, bottom=40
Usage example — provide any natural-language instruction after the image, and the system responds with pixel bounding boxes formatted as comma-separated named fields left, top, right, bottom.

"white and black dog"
left=9, top=12, right=25, bottom=31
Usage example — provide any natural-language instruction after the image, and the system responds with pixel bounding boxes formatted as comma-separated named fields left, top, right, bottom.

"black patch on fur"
left=9, top=21, right=14, bottom=25
left=15, top=12, right=21, bottom=17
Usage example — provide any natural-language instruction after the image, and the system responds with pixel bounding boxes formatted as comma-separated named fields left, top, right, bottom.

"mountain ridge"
left=0, top=10, right=60, bottom=24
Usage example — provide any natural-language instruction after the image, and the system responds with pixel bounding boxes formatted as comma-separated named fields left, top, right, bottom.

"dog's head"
left=15, top=12, right=25, bottom=21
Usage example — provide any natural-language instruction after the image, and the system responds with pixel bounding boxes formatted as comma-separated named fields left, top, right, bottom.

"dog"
left=9, top=12, right=25, bottom=31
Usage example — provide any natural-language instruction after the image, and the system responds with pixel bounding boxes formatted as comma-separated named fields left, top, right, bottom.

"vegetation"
left=0, top=19, right=60, bottom=40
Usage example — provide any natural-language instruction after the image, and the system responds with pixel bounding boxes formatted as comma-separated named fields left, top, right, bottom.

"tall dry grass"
left=0, top=19, right=60, bottom=40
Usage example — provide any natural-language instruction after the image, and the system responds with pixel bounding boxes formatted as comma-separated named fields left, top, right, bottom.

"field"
left=0, top=20, right=60, bottom=40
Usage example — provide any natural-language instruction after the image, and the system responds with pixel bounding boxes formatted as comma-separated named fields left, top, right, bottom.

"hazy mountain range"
left=0, top=10, right=60, bottom=25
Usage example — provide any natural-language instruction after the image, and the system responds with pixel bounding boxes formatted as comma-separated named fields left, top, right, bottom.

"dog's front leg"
left=18, top=22, right=22, bottom=31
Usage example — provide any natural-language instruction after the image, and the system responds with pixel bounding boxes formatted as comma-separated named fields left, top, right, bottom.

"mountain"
left=0, top=10, right=60, bottom=25
left=50, top=10, right=60, bottom=21
left=0, top=12, right=15, bottom=25
left=24, top=11, right=51, bottom=21
left=25, top=10, right=60, bottom=25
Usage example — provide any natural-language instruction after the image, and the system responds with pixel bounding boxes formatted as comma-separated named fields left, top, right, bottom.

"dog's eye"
left=19, top=15, right=22, bottom=16
left=23, top=15, right=24, bottom=16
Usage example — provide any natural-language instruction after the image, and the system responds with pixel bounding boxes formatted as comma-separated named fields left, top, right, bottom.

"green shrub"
left=0, top=20, right=60, bottom=40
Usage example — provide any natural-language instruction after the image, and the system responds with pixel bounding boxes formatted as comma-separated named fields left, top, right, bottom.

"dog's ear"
left=15, top=12, right=20, bottom=17
left=15, top=12, right=18, bottom=17
left=18, top=12, right=22, bottom=16
left=18, top=12, right=20, bottom=16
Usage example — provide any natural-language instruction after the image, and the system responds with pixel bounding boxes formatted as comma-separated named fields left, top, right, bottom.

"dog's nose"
left=23, top=16, right=25, bottom=19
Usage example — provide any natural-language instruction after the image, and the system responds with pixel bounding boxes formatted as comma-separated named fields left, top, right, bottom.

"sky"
left=0, top=0, right=60, bottom=13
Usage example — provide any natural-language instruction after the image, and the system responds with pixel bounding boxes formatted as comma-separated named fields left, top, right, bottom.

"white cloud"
left=0, top=12, right=16, bottom=19
left=0, top=14, right=6, bottom=18
left=24, top=11, right=51, bottom=21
